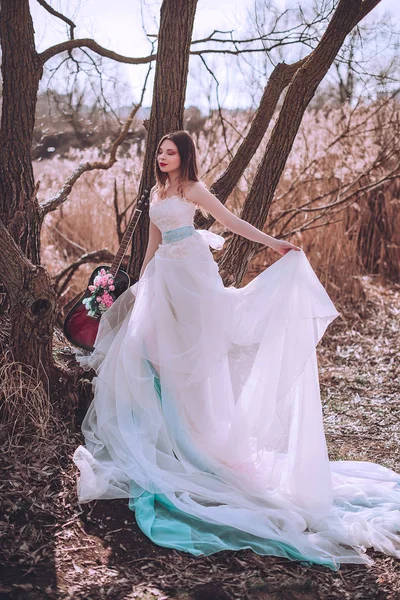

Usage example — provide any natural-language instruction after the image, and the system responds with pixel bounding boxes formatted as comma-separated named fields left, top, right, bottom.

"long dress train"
left=73, top=194, right=400, bottom=570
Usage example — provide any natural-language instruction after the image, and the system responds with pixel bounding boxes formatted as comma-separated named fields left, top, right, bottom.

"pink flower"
left=103, top=275, right=113, bottom=287
left=109, top=285, right=115, bottom=291
left=104, top=294, right=114, bottom=307
left=97, top=291, right=114, bottom=309
left=88, top=285, right=95, bottom=292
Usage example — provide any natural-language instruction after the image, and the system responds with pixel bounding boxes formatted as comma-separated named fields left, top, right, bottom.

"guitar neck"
left=109, top=207, right=142, bottom=276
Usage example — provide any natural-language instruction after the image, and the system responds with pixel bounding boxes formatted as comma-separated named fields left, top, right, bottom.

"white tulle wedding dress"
left=73, top=193, right=400, bottom=570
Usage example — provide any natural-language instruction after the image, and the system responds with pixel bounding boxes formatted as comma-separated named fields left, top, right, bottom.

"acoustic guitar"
left=63, top=189, right=149, bottom=352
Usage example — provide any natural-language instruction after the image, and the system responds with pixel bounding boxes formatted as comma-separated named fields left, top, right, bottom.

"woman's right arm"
left=186, top=182, right=301, bottom=255
left=139, top=188, right=162, bottom=279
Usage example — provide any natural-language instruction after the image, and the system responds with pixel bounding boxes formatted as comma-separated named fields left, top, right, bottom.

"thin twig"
left=36, top=0, right=76, bottom=40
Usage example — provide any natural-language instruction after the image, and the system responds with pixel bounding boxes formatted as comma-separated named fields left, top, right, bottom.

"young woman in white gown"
left=73, top=130, right=400, bottom=570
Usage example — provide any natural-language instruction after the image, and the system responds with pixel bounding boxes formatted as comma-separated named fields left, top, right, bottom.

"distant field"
left=34, top=99, right=400, bottom=318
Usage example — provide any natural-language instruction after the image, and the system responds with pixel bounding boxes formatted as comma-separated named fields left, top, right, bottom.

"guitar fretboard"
left=109, top=192, right=148, bottom=276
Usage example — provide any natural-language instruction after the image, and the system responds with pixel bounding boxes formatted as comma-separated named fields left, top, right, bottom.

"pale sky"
left=29, top=0, right=400, bottom=111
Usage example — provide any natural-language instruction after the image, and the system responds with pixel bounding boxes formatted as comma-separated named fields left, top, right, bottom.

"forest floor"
left=1, top=275, right=399, bottom=600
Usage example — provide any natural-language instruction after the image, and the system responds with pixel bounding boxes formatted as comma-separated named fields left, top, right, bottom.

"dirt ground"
left=1, top=275, right=399, bottom=600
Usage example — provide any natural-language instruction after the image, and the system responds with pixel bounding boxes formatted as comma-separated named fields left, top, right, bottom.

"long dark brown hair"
left=154, top=130, right=209, bottom=217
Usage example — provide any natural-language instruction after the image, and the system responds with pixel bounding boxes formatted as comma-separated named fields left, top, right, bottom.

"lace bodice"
left=149, top=192, right=225, bottom=260
left=149, top=194, right=196, bottom=232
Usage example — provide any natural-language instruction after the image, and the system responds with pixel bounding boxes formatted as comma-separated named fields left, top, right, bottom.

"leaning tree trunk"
left=127, top=0, right=198, bottom=278
left=217, top=0, right=373, bottom=286
left=0, top=0, right=43, bottom=263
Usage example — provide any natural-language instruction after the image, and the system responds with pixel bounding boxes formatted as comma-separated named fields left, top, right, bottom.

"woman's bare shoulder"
left=185, top=180, right=207, bottom=189
left=184, top=180, right=207, bottom=198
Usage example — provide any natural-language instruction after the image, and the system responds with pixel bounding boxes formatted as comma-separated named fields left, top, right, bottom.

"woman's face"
left=157, top=139, right=181, bottom=175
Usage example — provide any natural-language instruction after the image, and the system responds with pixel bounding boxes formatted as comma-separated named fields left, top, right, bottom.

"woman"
left=73, top=130, right=400, bottom=570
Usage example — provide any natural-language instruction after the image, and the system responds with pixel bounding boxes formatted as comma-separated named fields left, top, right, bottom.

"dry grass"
left=34, top=98, right=400, bottom=321
left=0, top=351, right=54, bottom=448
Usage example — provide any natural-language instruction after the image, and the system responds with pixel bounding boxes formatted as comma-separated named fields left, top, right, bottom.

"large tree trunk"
left=0, top=0, right=43, bottom=264
left=0, top=221, right=56, bottom=376
left=0, top=218, right=80, bottom=421
left=127, top=0, right=198, bottom=278
left=0, top=0, right=57, bottom=383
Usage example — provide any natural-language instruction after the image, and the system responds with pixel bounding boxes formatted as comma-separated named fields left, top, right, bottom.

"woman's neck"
left=167, top=173, right=181, bottom=189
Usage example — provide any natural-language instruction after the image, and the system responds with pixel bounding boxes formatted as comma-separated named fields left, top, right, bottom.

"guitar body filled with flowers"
left=63, top=190, right=149, bottom=351
left=83, top=269, right=117, bottom=317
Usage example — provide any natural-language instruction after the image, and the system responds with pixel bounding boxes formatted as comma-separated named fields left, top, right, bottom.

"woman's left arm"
left=186, top=183, right=301, bottom=256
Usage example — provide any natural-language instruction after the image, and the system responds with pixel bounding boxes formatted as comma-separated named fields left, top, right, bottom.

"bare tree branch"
left=39, top=66, right=152, bottom=216
left=277, top=169, right=400, bottom=242
left=190, top=12, right=330, bottom=47
left=278, top=160, right=400, bottom=234
left=271, top=91, right=399, bottom=216
left=39, top=107, right=137, bottom=215
left=39, top=15, right=329, bottom=66
left=190, top=43, right=310, bottom=56
left=53, top=248, right=115, bottom=297
left=40, top=37, right=316, bottom=65
left=198, top=55, right=233, bottom=160
left=36, top=0, right=76, bottom=40
left=40, top=38, right=157, bottom=65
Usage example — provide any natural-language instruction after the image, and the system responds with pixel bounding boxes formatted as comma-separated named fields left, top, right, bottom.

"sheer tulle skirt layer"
left=73, top=232, right=400, bottom=569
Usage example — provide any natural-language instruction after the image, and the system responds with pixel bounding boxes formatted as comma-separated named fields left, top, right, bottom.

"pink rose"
left=102, top=292, right=114, bottom=307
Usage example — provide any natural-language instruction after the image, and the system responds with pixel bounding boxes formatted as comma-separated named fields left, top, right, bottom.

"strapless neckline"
left=150, top=194, right=195, bottom=207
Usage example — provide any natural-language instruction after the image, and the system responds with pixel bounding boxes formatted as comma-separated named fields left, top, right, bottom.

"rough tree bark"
left=0, top=220, right=56, bottom=375
left=0, top=218, right=81, bottom=415
left=127, top=0, right=198, bottom=278
left=0, top=0, right=43, bottom=263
